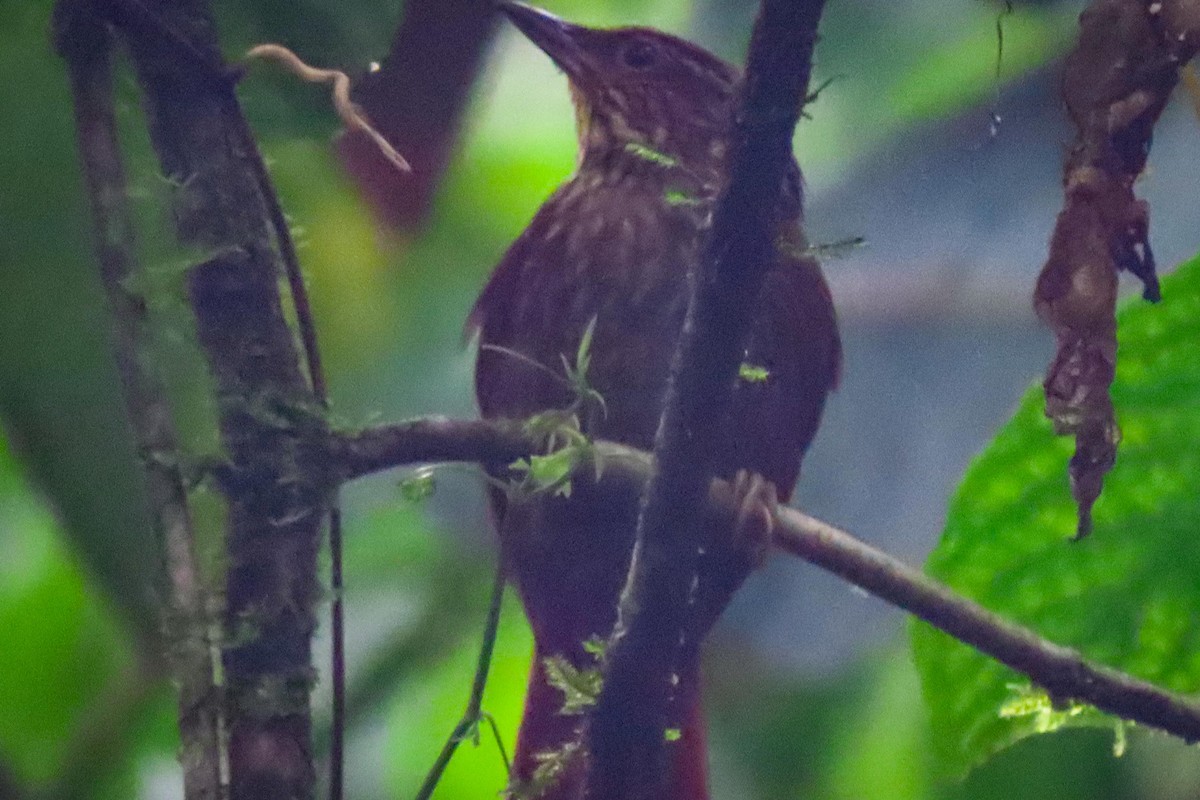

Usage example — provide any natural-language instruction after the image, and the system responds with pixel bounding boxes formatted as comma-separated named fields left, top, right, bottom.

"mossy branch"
left=53, top=3, right=224, bottom=798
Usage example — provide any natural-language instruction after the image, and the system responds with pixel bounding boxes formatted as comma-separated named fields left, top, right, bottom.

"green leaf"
left=508, top=445, right=587, bottom=498
left=575, top=315, right=598, bottom=379
left=0, top=3, right=162, bottom=644
left=911, top=251, right=1200, bottom=777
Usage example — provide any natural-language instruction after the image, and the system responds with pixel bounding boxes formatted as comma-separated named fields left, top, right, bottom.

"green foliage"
left=663, top=188, right=704, bottom=207
left=821, top=653, right=931, bottom=800
left=624, top=141, right=680, bottom=168
left=0, top=0, right=162, bottom=643
left=501, top=316, right=608, bottom=499
left=399, top=466, right=438, bottom=504
left=562, top=315, right=608, bottom=421
left=4, top=0, right=1189, bottom=797
left=384, top=595, right=531, bottom=800
left=912, top=252, right=1200, bottom=777
left=998, top=685, right=1128, bottom=757
left=0, top=429, right=154, bottom=795
left=507, top=739, right=582, bottom=800
left=542, top=654, right=603, bottom=716
left=739, top=362, right=771, bottom=383
left=508, top=444, right=588, bottom=498
left=582, top=635, right=609, bottom=660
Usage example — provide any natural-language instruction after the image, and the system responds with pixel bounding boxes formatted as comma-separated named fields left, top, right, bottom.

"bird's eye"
left=621, top=40, right=658, bottom=70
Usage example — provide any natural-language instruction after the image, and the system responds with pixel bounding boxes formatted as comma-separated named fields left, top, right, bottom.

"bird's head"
left=498, top=2, right=740, bottom=183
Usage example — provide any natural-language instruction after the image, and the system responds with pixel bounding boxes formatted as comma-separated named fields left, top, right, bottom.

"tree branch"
left=334, top=415, right=533, bottom=480
left=585, top=1, right=828, bottom=796
left=109, top=1, right=330, bottom=797
left=329, top=416, right=1200, bottom=745
left=236, top=41, right=352, bottom=800
left=53, top=3, right=224, bottom=797
left=771, top=511, right=1200, bottom=743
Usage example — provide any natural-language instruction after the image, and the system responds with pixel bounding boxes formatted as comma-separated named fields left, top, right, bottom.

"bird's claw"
left=729, top=469, right=778, bottom=572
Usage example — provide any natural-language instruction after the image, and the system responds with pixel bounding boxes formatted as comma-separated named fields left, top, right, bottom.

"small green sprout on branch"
left=487, top=317, right=608, bottom=500
left=738, top=363, right=771, bottom=384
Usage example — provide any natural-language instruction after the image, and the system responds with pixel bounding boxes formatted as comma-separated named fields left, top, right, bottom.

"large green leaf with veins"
left=911, top=251, right=1200, bottom=777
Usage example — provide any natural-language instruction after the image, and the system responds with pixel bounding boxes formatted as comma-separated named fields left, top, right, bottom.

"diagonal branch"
left=771, top=511, right=1200, bottom=743
left=330, top=416, right=1200, bottom=744
left=585, top=1, right=829, bottom=796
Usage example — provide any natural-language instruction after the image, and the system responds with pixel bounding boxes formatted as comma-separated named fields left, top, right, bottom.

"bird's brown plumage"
left=471, top=4, right=840, bottom=797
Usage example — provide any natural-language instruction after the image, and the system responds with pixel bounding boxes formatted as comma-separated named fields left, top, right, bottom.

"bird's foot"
left=688, top=471, right=779, bottom=640
left=728, top=469, right=778, bottom=572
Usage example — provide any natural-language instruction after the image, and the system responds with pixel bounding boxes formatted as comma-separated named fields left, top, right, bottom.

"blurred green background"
left=3, top=0, right=1200, bottom=798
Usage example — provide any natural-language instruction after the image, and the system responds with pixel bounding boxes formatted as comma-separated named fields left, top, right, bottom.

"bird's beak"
left=497, top=2, right=589, bottom=83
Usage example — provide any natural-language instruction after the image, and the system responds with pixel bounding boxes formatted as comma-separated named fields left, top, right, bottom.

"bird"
left=469, top=3, right=840, bottom=798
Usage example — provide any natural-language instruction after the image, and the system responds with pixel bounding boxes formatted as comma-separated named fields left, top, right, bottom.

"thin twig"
left=53, top=3, right=225, bottom=797
left=335, top=0, right=500, bottom=229
left=246, top=44, right=410, bottom=173
left=328, top=416, right=1200, bottom=744
left=311, top=556, right=494, bottom=762
left=413, top=561, right=510, bottom=800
